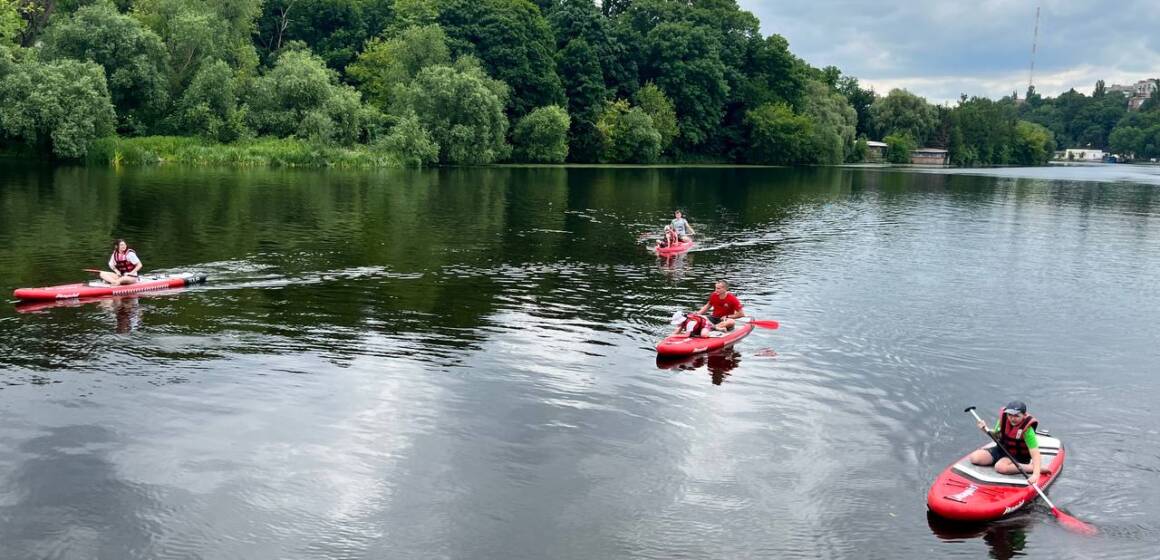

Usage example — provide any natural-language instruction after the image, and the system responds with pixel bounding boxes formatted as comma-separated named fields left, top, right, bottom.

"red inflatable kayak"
left=13, top=272, right=207, bottom=301
left=654, top=239, right=694, bottom=256
left=927, top=434, right=1064, bottom=522
left=655, top=323, right=754, bottom=356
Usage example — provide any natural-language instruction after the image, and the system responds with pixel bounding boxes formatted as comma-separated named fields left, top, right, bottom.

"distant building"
left=865, top=140, right=888, bottom=162
left=1062, top=148, right=1105, bottom=161
left=1107, top=79, right=1157, bottom=111
left=910, top=148, right=948, bottom=166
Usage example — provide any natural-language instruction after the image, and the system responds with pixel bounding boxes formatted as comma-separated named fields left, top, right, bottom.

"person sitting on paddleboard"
left=100, top=239, right=141, bottom=286
left=656, top=225, right=680, bottom=249
left=669, top=311, right=713, bottom=337
left=671, top=210, right=695, bottom=242
left=696, top=280, right=744, bottom=331
left=968, top=400, right=1043, bottom=485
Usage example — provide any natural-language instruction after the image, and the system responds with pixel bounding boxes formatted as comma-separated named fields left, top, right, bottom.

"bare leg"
left=993, top=457, right=1032, bottom=475
left=968, top=448, right=996, bottom=466
left=99, top=271, right=119, bottom=284
left=716, top=318, right=735, bottom=331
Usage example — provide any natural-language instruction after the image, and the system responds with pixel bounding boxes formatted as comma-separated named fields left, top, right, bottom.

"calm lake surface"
left=1, top=163, right=1158, bottom=559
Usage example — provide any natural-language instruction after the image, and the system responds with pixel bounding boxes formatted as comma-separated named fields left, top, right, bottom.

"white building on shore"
left=1061, top=149, right=1105, bottom=161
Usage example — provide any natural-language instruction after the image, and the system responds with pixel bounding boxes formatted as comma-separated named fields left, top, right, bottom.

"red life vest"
left=683, top=313, right=711, bottom=337
left=997, top=408, right=1038, bottom=463
left=113, top=249, right=138, bottom=275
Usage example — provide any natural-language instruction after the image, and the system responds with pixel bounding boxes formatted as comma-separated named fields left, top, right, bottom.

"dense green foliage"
left=883, top=133, right=916, bottom=164
left=513, top=105, right=570, bottom=162
left=745, top=102, right=810, bottom=165
left=40, top=1, right=170, bottom=133
left=1, top=0, right=1155, bottom=167
left=597, top=99, right=661, bottom=163
left=0, top=56, right=116, bottom=157
left=872, top=89, right=937, bottom=145
left=402, top=60, right=510, bottom=164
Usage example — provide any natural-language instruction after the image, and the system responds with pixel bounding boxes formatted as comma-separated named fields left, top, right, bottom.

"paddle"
left=83, top=268, right=105, bottom=274
left=965, top=406, right=1097, bottom=535
left=749, top=319, right=779, bottom=329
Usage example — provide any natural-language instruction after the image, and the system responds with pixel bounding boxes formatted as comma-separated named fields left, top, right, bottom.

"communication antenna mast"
left=1028, top=6, right=1040, bottom=94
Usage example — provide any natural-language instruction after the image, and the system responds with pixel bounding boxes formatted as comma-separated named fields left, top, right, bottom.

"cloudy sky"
left=737, top=0, right=1160, bottom=104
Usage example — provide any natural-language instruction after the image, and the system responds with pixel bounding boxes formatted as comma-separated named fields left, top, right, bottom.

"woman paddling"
left=100, top=239, right=142, bottom=285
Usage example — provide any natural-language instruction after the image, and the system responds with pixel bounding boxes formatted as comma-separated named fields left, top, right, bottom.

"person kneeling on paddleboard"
left=968, top=400, right=1043, bottom=485
left=100, top=239, right=142, bottom=286
left=696, top=280, right=745, bottom=331
left=669, top=311, right=713, bottom=338
left=656, top=225, right=679, bottom=249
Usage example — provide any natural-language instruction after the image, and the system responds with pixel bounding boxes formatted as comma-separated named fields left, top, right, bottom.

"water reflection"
left=16, top=295, right=151, bottom=333
left=656, top=348, right=742, bottom=385
left=927, top=511, right=1033, bottom=560
left=0, top=425, right=161, bottom=559
left=1, top=164, right=1159, bottom=559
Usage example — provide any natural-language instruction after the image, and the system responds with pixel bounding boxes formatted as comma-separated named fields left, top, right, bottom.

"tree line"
left=0, top=0, right=1155, bottom=167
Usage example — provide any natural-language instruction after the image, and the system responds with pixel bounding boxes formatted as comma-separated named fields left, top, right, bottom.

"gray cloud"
left=738, top=0, right=1160, bottom=103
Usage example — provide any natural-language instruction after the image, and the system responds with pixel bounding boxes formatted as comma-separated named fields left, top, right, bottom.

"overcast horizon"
left=738, top=0, right=1160, bottom=105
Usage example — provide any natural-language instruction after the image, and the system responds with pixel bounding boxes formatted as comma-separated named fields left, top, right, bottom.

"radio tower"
left=1027, top=6, right=1040, bottom=95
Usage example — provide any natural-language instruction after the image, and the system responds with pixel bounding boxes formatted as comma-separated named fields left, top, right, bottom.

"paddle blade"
left=83, top=269, right=104, bottom=274
left=1051, top=507, right=1098, bottom=536
left=750, top=320, right=779, bottom=329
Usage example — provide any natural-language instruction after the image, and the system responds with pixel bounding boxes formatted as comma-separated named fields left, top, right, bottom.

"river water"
left=1, top=164, right=1158, bottom=559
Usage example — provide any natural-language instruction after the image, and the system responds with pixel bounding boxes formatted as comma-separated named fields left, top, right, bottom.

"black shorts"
left=987, top=445, right=1030, bottom=464
left=708, top=315, right=724, bottom=325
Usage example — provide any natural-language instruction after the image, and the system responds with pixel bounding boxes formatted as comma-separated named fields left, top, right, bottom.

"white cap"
left=669, top=311, right=686, bottom=325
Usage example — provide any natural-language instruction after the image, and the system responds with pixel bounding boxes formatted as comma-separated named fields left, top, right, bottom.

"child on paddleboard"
left=968, top=400, right=1043, bottom=485
left=670, top=311, right=713, bottom=338
left=656, top=225, right=679, bottom=249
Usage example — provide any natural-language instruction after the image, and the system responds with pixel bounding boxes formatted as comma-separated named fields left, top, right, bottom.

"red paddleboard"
left=655, top=323, right=754, bottom=356
left=927, top=435, right=1064, bottom=522
left=13, top=273, right=207, bottom=301
left=654, top=239, right=694, bottom=256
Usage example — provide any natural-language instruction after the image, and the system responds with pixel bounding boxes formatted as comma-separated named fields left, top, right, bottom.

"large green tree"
left=512, top=104, right=570, bottom=162
left=554, top=37, right=605, bottom=161
left=0, top=57, right=115, bottom=157
left=597, top=99, right=662, bottom=163
left=641, top=22, right=728, bottom=149
left=800, top=79, right=856, bottom=164
left=247, top=47, right=381, bottom=144
left=1011, top=120, right=1055, bottom=165
left=170, top=58, right=247, bottom=141
left=41, top=1, right=171, bottom=134
left=546, top=0, right=635, bottom=97
left=400, top=59, right=510, bottom=163
left=871, top=88, right=937, bottom=144
left=348, top=24, right=452, bottom=112
left=837, top=74, right=876, bottom=138
left=438, top=0, right=565, bottom=117
left=256, top=0, right=391, bottom=71
left=133, top=0, right=262, bottom=84
left=744, top=101, right=810, bottom=164
left=633, top=81, right=677, bottom=153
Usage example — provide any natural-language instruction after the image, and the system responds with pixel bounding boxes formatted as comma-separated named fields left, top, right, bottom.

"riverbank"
left=86, top=136, right=399, bottom=169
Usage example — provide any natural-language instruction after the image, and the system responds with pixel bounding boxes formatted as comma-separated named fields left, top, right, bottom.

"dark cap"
left=1003, top=400, right=1027, bottom=414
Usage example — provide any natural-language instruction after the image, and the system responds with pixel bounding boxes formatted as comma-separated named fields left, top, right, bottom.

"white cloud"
left=738, top=0, right=1160, bottom=102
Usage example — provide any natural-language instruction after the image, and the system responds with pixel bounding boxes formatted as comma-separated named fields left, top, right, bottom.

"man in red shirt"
left=697, top=280, right=745, bottom=331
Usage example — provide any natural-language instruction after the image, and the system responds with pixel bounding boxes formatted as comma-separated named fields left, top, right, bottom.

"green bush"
left=512, top=105, right=570, bottom=163
left=884, top=132, right=916, bottom=164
